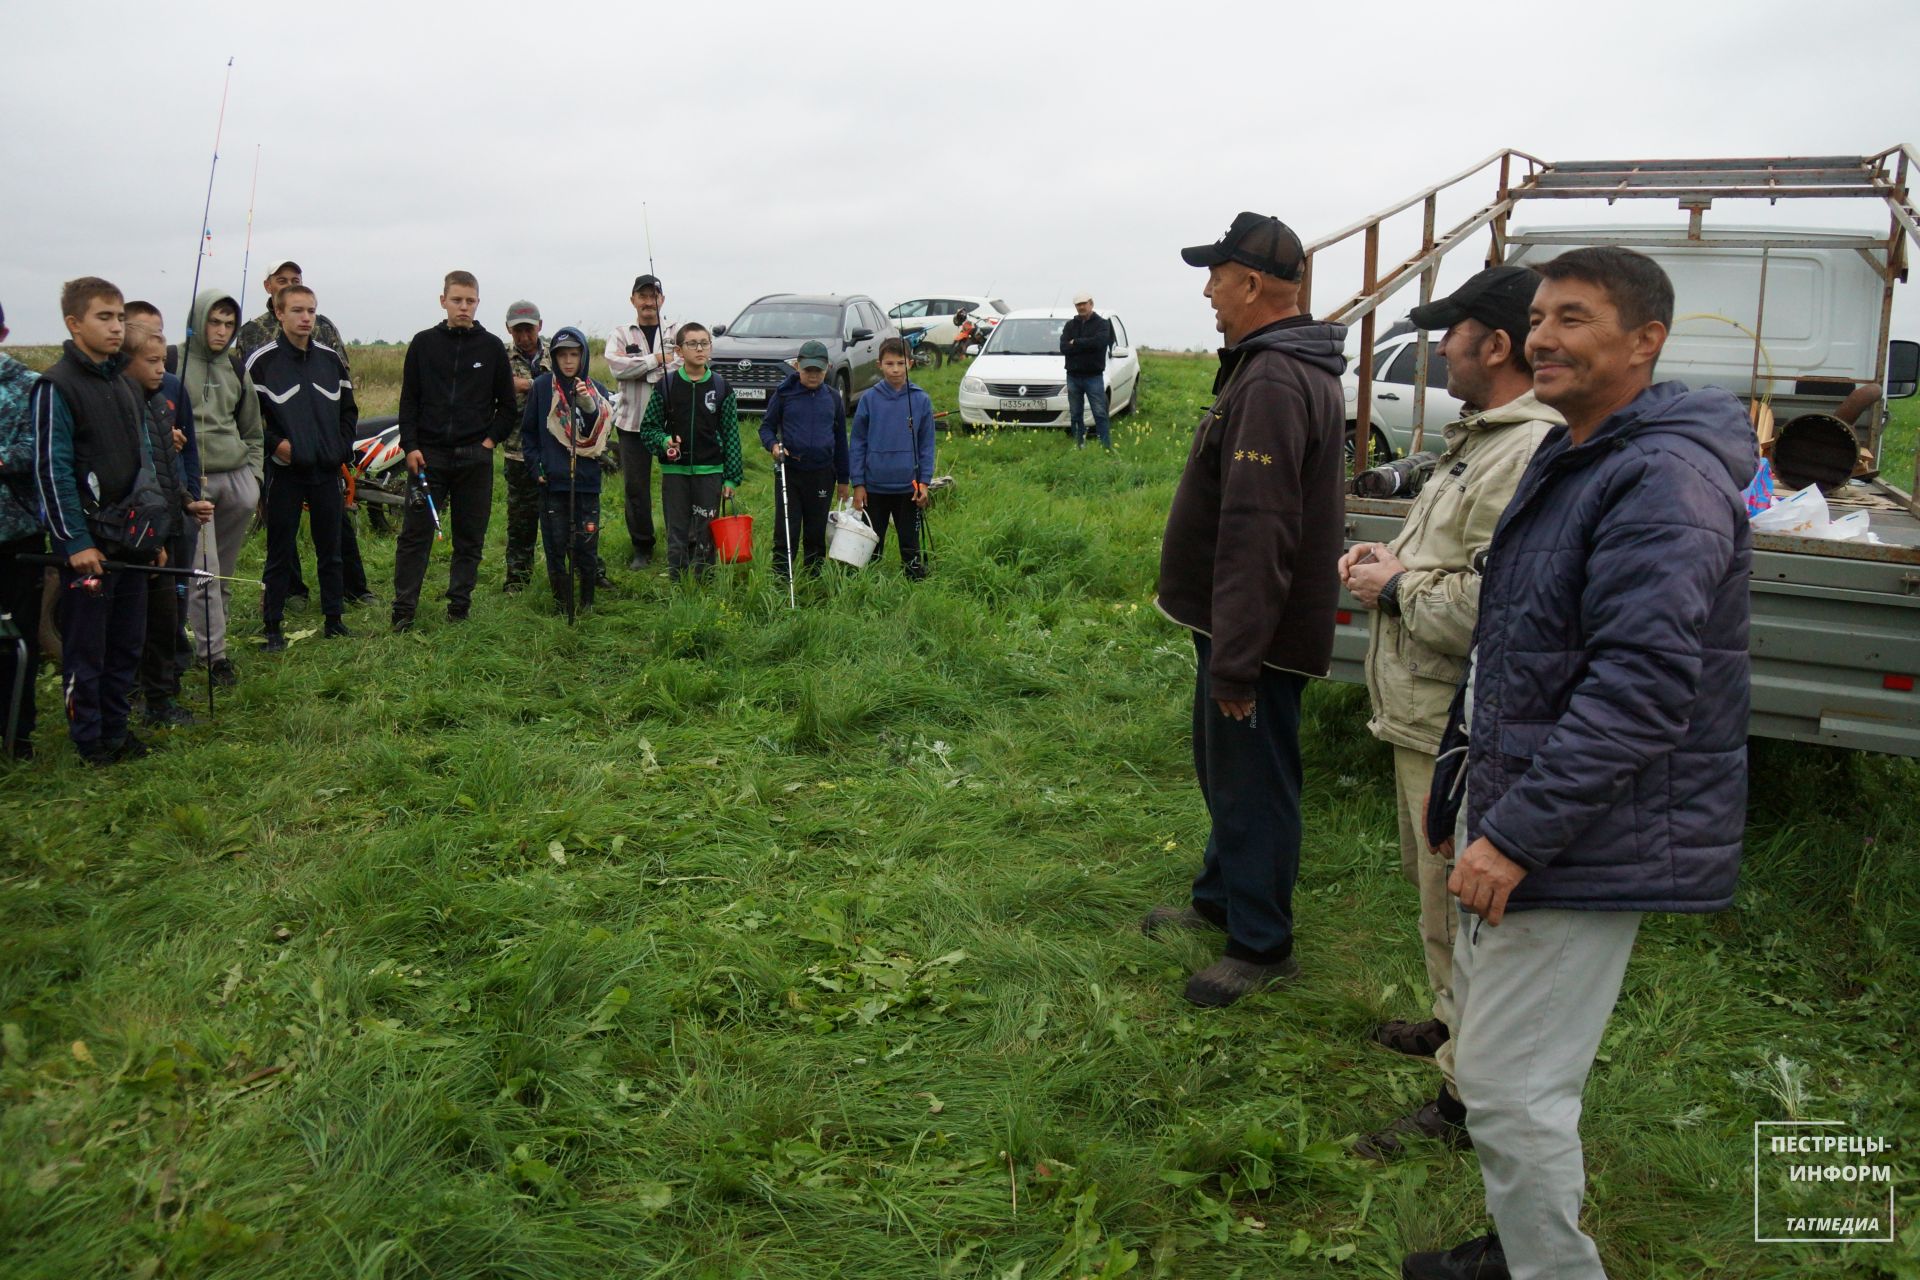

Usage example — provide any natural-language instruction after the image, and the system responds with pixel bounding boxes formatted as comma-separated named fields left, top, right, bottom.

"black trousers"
left=539, top=489, right=601, bottom=609
left=1187, top=632, right=1306, bottom=963
left=57, top=560, right=147, bottom=753
left=264, top=467, right=345, bottom=626
left=772, top=464, right=834, bottom=579
left=865, top=491, right=925, bottom=578
left=137, top=526, right=196, bottom=703
left=618, top=431, right=657, bottom=560
left=1, top=531, right=46, bottom=751
left=284, top=483, right=369, bottom=598
left=660, top=471, right=723, bottom=578
left=503, top=455, right=542, bottom=584
left=392, top=444, right=494, bottom=620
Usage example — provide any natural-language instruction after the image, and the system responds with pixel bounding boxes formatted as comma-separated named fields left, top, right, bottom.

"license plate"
left=735, top=387, right=767, bottom=403
left=999, top=398, right=1045, bottom=412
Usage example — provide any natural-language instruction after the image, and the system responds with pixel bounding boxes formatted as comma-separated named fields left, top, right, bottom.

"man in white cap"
left=1059, top=293, right=1114, bottom=449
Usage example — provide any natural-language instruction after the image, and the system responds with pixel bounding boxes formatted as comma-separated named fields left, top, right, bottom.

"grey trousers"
left=189, top=467, right=261, bottom=663
left=660, top=471, right=723, bottom=577
left=1452, top=795, right=1642, bottom=1280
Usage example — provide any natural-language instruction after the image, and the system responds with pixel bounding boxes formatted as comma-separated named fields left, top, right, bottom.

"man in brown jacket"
left=1339, top=265, right=1559, bottom=1159
left=1145, top=212, right=1349, bottom=1006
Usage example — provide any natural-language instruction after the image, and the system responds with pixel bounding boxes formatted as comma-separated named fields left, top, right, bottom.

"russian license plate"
left=999, top=398, right=1045, bottom=412
left=735, top=387, right=766, bottom=403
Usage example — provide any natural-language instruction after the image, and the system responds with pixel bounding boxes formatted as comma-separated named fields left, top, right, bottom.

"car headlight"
left=961, top=377, right=985, bottom=395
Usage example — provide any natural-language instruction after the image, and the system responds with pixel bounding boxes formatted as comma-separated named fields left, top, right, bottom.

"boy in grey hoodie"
left=177, top=289, right=264, bottom=685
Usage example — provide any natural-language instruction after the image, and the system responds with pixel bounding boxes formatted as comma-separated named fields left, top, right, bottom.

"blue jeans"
left=1066, top=373, right=1109, bottom=447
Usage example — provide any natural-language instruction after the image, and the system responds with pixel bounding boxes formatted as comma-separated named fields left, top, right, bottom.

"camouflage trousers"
left=503, top=456, right=542, bottom=586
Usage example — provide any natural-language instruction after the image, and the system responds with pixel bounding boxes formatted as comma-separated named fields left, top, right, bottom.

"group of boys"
left=1, top=267, right=941, bottom=764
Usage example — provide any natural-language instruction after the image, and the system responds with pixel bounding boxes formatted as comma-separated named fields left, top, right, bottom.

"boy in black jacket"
left=391, top=270, right=516, bottom=630
left=246, top=285, right=359, bottom=649
left=759, top=340, right=848, bottom=580
left=639, top=323, right=743, bottom=578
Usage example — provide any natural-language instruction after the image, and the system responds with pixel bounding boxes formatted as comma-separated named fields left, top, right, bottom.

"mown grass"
left=0, top=351, right=1916, bottom=1279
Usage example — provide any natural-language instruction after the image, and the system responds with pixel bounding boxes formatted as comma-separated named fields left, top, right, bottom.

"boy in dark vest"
left=638, top=322, right=742, bottom=578
left=30, top=277, right=166, bottom=764
left=759, top=339, right=849, bottom=580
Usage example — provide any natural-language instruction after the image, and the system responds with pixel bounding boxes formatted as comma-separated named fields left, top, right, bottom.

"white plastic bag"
left=1751, top=484, right=1828, bottom=535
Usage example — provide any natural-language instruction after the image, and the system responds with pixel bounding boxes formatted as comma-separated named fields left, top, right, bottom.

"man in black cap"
left=605, top=274, right=675, bottom=569
left=1144, top=213, right=1349, bottom=1006
left=1337, top=265, right=1560, bottom=1160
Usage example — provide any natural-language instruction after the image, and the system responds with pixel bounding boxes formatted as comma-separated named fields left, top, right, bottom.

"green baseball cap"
left=795, top=340, right=830, bottom=370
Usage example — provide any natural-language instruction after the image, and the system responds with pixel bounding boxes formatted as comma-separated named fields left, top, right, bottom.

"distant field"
left=0, top=349, right=1914, bottom=1278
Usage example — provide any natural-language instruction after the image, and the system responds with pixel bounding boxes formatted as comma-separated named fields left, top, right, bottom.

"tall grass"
left=0, top=353, right=1915, bottom=1279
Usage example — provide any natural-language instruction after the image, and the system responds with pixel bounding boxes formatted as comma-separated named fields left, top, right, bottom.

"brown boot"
left=1183, top=955, right=1300, bottom=1007
left=1371, top=1017, right=1450, bottom=1058
left=1354, top=1089, right=1472, bottom=1162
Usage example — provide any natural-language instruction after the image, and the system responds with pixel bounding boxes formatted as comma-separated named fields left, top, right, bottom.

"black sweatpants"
left=1185, top=632, right=1306, bottom=963
left=539, top=489, right=601, bottom=610
left=391, top=444, right=494, bottom=621
left=772, top=464, right=835, bottom=579
left=660, top=471, right=723, bottom=578
left=618, top=431, right=657, bottom=561
left=285, top=487, right=369, bottom=598
left=503, top=455, right=542, bottom=585
left=1, top=532, right=46, bottom=752
left=57, top=560, right=147, bottom=755
left=264, top=466, right=345, bottom=627
left=137, top=526, right=196, bottom=703
left=864, top=491, right=925, bottom=578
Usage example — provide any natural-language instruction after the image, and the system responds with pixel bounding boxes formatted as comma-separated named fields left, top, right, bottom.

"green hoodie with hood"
left=182, top=288, right=265, bottom=481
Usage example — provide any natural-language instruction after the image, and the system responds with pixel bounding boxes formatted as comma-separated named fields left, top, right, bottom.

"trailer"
left=1312, top=148, right=1920, bottom=757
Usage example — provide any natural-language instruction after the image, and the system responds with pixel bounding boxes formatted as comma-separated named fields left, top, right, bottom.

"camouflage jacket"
left=0, top=354, right=42, bottom=542
left=235, top=310, right=352, bottom=373
left=503, top=335, right=550, bottom=458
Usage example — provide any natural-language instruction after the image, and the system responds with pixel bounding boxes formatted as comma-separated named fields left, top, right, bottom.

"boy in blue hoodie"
left=521, top=329, right=615, bottom=614
left=759, top=339, right=849, bottom=581
left=849, top=338, right=935, bottom=579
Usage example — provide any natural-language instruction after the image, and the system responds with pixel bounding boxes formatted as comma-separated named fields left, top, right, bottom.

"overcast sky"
left=4, top=0, right=1918, bottom=353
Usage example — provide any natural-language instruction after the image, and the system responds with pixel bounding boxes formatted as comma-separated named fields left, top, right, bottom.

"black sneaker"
left=1184, top=955, right=1301, bottom=1007
left=262, top=630, right=288, bottom=653
left=205, top=658, right=239, bottom=688
left=627, top=553, right=650, bottom=571
left=80, top=743, right=119, bottom=767
left=113, top=733, right=152, bottom=762
left=446, top=606, right=469, bottom=623
left=323, top=617, right=353, bottom=639
left=141, top=700, right=200, bottom=729
left=285, top=589, right=311, bottom=611
left=1401, top=1233, right=1508, bottom=1280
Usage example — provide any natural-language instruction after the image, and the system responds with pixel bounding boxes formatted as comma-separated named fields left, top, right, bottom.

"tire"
left=836, top=372, right=852, bottom=409
left=1117, top=371, right=1140, bottom=416
left=918, top=344, right=943, bottom=370
left=1344, top=423, right=1393, bottom=468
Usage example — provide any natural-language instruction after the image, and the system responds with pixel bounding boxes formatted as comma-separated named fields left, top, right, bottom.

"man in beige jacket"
left=1338, top=265, right=1560, bottom=1158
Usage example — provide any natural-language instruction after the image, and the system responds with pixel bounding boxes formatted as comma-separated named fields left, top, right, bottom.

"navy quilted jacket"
left=1468, top=381, right=1754, bottom=913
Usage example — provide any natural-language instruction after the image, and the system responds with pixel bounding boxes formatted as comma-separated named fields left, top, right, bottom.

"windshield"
left=984, top=318, right=1065, bottom=356
left=727, top=303, right=840, bottom=339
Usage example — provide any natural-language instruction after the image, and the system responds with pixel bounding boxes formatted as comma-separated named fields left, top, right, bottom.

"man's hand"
left=171, top=428, right=187, bottom=453
left=514, top=375, right=533, bottom=394
left=274, top=440, right=293, bottom=464
left=851, top=484, right=867, bottom=511
left=155, top=548, right=169, bottom=569
left=1216, top=698, right=1255, bottom=721
left=1449, top=837, right=1528, bottom=924
left=481, top=438, right=495, bottom=450
left=721, top=483, right=736, bottom=501
left=1340, top=542, right=1405, bottom=609
left=771, top=443, right=788, bottom=461
left=187, top=499, right=215, bottom=526
left=406, top=449, right=425, bottom=474
left=69, top=547, right=105, bottom=576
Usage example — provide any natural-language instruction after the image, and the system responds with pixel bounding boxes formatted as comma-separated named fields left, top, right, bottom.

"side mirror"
left=1888, top=339, right=1919, bottom=399
left=965, top=344, right=981, bottom=357
left=850, top=327, right=874, bottom=343
left=711, top=324, right=728, bottom=338
left=1112, top=348, right=1131, bottom=359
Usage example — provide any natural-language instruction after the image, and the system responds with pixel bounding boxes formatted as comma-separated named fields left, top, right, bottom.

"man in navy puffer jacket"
left=1405, top=247, right=1753, bottom=1280
left=759, top=340, right=849, bottom=580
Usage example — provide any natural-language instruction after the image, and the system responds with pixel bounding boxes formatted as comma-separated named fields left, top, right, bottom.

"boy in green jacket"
left=638, top=322, right=742, bottom=578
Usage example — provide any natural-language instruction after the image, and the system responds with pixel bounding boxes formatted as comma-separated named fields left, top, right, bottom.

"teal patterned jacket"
left=0, top=354, right=42, bottom=541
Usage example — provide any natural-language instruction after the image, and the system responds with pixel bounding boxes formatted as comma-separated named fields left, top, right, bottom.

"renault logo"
left=1018, top=385, right=1028, bottom=396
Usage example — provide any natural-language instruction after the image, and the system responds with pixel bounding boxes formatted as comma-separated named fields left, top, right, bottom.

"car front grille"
left=985, top=382, right=1063, bottom=398
left=980, top=408, right=1063, bottom=424
left=721, top=359, right=791, bottom=388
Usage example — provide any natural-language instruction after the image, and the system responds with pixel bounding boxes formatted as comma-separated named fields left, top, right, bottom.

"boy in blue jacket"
left=521, top=329, right=614, bottom=614
left=760, top=339, right=849, bottom=581
left=849, top=338, right=935, bottom=579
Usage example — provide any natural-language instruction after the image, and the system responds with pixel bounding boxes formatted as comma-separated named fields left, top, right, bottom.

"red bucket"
left=709, top=499, right=753, bottom=563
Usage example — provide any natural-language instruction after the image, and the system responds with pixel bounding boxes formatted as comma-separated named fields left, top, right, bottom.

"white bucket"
left=826, top=505, right=880, bottom=568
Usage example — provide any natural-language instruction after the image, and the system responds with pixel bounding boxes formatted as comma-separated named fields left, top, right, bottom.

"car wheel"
left=1344, top=423, right=1394, bottom=467
left=1117, top=372, right=1140, bottom=416
left=837, top=371, right=852, bottom=408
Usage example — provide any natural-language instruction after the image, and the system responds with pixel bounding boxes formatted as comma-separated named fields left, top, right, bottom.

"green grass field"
left=1, top=351, right=1916, bottom=1279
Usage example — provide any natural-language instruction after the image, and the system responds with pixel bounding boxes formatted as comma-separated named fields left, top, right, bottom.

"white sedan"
left=1340, top=327, right=1463, bottom=461
left=956, top=308, right=1141, bottom=429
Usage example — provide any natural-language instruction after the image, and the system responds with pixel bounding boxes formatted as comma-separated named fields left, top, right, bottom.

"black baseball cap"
left=632, top=274, right=663, bottom=295
left=1408, top=265, right=1541, bottom=355
left=1181, top=212, right=1306, bottom=281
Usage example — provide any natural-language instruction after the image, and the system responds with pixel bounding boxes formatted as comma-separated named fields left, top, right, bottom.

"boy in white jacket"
left=604, top=274, right=675, bottom=569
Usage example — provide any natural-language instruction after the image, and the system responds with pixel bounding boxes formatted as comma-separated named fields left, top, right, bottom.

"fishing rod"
left=412, top=468, right=444, bottom=539
left=181, top=57, right=235, bottom=367
left=644, top=203, right=656, bottom=279
left=237, top=144, right=261, bottom=324
left=16, top=553, right=261, bottom=585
